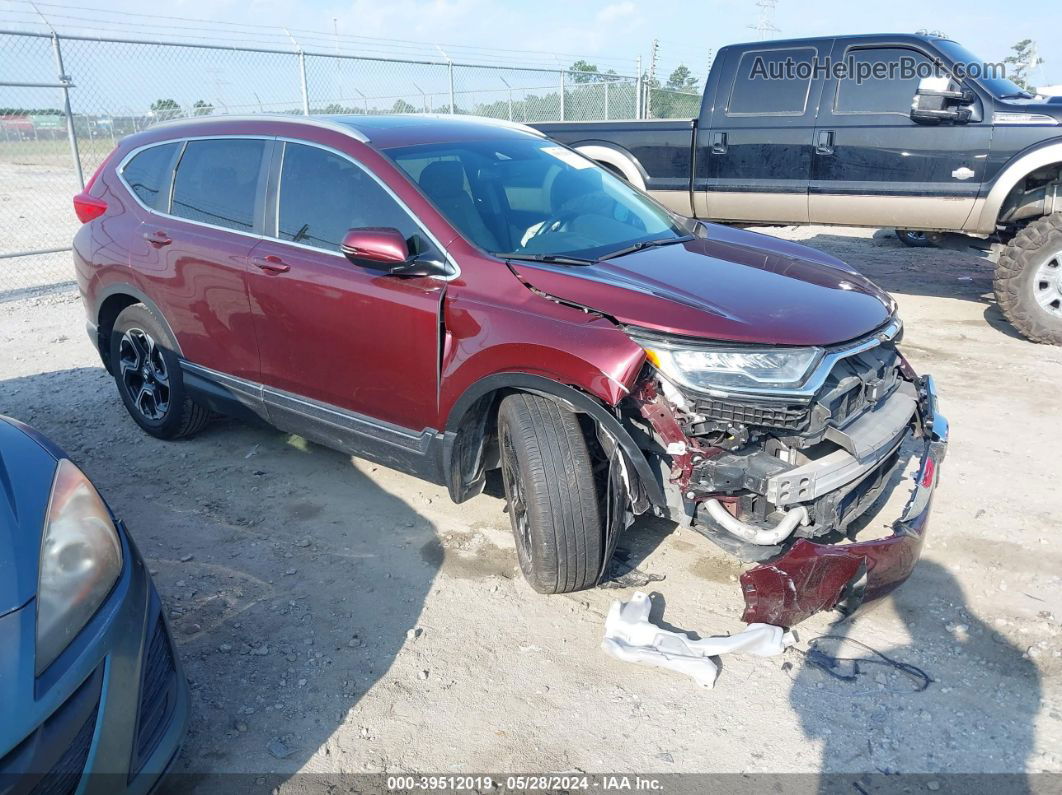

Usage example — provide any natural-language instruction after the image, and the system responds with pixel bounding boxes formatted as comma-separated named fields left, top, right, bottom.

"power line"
left=0, top=0, right=636, bottom=69
left=748, top=0, right=780, bottom=41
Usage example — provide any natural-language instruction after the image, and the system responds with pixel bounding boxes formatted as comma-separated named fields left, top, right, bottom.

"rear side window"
left=121, top=143, right=178, bottom=210
left=835, top=48, right=934, bottom=114
left=171, top=139, right=265, bottom=232
left=727, top=47, right=815, bottom=115
left=276, top=142, right=422, bottom=253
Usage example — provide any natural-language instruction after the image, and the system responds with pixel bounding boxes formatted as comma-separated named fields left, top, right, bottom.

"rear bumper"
left=739, top=376, right=949, bottom=627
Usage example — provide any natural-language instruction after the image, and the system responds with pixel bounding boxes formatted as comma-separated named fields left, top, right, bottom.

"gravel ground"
left=1, top=225, right=1060, bottom=787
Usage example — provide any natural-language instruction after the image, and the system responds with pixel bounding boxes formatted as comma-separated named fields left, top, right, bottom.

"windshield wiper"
left=999, top=91, right=1033, bottom=99
left=601, top=235, right=694, bottom=260
left=501, top=253, right=596, bottom=266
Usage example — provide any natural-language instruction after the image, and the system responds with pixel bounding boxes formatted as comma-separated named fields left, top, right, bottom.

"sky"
left=2, top=0, right=1060, bottom=121
left=2, top=0, right=1060, bottom=85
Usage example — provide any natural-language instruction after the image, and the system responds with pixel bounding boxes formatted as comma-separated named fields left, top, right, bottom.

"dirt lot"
left=1, top=225, right=1060, bottom=786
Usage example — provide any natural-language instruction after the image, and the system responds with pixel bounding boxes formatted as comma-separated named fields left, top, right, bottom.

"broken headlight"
left=631, top=333, right=823, bottom=393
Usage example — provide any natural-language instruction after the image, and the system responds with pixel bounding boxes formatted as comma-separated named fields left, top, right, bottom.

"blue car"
left=0, top=416, right=187, bottom=794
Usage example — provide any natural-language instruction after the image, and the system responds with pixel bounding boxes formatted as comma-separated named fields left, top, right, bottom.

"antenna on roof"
left=748, top=0, right=780, bottom=41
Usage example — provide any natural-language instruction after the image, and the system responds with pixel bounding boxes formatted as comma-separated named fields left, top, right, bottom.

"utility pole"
left=646, top=39, right=659, bottom=119
left=748, top=0, right=779, bottom=41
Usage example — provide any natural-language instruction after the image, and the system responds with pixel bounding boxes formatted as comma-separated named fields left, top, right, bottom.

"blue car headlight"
left=36, top=459, right=123, bottom=675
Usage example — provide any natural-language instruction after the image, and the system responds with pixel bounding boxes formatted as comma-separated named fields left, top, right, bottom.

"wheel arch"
left=440, top=372, right=665, bottom=509
left=569, top=141, right=648, bottom=191
left=94, top=283, right=182, bottom=370
left=977, top=140, right=1062, bottom=233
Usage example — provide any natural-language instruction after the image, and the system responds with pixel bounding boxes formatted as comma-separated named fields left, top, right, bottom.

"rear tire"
left=994, top=214, right=1062, bottom=345
left=497, top=393, right=603, bottom=594
left=896, top=229, right=933, bottom=247
left=109, top=304, right=210, bottom=439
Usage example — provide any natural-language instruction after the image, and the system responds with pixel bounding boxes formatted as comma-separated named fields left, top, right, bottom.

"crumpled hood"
left=0, top=417, right=62, bottom=617
left=510, top=224, right=895, bottom=346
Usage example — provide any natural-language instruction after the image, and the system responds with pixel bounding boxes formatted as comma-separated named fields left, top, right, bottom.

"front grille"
left=29, top=705, right=98, bottom=795
left=691, top=396, right=809, bottom=431
left=131, top=616, right=178, bottom=777
left=0, top=667, right=102, bottom=795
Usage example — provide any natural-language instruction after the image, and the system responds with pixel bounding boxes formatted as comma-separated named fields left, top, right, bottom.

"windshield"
left=382, top=137, right=689, bottom=261
left=934, top=40, right=1030, bottom=99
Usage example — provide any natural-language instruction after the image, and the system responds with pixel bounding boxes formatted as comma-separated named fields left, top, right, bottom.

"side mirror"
left=340, top=227, right=409, bottom=267
left=911, top=76, right=975, bottom=124
left=340, top=227, right=451, bottom=278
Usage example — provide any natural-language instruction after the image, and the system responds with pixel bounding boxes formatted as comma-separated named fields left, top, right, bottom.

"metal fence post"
left=50, top=33, right=84, bottom=188
left=635, top=56, right=642, bottom=120
left=448, top=61, right=455, bottom=114
left=604, top=80, right=609, bottom=121
left=298, top=50, right=310, bottom=115
left=559, top=71, right=565, bottom=120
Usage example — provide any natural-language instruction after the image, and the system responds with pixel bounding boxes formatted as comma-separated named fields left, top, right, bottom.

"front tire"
left=497, top=393, right=603, bottom=594
left=995, top=214, right=1062, bottom=345
left=109, top=304, right=210, bottom=438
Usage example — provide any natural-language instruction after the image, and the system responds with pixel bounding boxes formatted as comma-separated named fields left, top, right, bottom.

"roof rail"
left=147, top=113, right=371, bottom=143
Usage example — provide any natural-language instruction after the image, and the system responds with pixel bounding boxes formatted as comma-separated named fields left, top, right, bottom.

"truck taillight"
left=72, top=150, right=117, bottom=223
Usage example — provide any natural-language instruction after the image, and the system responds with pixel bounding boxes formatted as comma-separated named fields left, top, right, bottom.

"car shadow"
left=788, top=559, right=1040, bottom=789
left=0, top=367, right=440, bottom=791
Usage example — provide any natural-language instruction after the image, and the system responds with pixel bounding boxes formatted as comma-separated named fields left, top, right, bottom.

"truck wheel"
left=109, top=304, right=211, bottom=438
left=995, top=214, right=1062, bottom=345
left=497, top=393, right=603, bottom=594
left=896, top=229, right=933, bottom=247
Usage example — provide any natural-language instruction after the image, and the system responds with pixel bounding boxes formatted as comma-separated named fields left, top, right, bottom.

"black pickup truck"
left=534, top=33, right=1062, bottom=345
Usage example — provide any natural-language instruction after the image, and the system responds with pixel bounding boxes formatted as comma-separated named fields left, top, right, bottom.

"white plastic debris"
left=601, top=591, right=794, bottom=688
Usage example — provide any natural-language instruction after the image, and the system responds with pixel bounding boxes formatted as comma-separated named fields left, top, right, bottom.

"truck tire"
left=896, top=229, right=933, bottom=248
left=995, top=214, right=1062, bottom=345
left=109, top=304, right=211, bottom=439
left=497, top=393, right=603, bottom=594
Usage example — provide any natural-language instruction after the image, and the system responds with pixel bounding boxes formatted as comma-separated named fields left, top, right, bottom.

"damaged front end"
left=622, top=319, right=948, bottom=627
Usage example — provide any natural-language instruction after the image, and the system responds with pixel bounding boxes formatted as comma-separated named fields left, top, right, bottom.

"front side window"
left=727, top=47, right=815, bottom=115
left=835, top=48, right=934, bottom=114
left=171, top=138, right=264, bottom=232
left=121, top=142, right=178, bottom=210
left=383, top=138, right=688, bottom=261
left=276, top=142, right=423, bottom=254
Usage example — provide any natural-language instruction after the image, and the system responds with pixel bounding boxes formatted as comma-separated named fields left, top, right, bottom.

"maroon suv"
left=72, top=114, right=947, bottom=626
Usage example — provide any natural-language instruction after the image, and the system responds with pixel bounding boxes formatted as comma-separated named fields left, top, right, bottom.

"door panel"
left=700, top=44, right=831, bottom=223
left=247, top=141, right=445, bottom=432
left=127, top=138, right=269, bottom=379
left=810, top=44, right=993, bottom=230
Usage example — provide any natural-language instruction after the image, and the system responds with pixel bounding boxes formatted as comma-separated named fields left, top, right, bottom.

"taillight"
left=73, top=193, right=108, bottom=223
left=73, top=149, right=118, bottom=223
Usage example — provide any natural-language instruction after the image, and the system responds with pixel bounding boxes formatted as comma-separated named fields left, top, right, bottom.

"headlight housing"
left=632, top=334, right=823, bottom=393
left=36, top=459, right=123, bottom=675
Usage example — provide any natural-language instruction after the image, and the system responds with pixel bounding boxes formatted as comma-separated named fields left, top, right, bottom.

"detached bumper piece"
left=740, top=376, right=948, bottom=627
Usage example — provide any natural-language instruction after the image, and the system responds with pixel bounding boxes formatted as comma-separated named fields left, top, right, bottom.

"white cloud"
left=596, top=1, right=637, bottom=24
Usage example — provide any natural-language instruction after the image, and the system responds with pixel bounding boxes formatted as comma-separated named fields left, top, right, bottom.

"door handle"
left=142, top=230, right=171, bottom=247
left=815, top=130, right=835, bottom=156
left=710, top=131, right=728, bottom=155
left=251, top=254, right=290, bottom=274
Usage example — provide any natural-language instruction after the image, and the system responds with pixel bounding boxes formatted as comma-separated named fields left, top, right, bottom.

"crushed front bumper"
left=739, top=376, right=949, bottom=626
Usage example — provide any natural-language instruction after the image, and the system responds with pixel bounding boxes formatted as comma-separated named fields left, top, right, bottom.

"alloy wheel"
left=118, top=328, right=170, bottom=420
left=501, top=426, right=533, bottom=567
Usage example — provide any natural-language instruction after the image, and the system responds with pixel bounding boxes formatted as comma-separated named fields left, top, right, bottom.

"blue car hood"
left=0, top=418, right=61, bottom=617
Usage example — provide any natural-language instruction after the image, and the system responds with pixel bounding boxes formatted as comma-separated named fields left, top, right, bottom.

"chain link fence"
left=0, top=28, right=699, bottom=294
